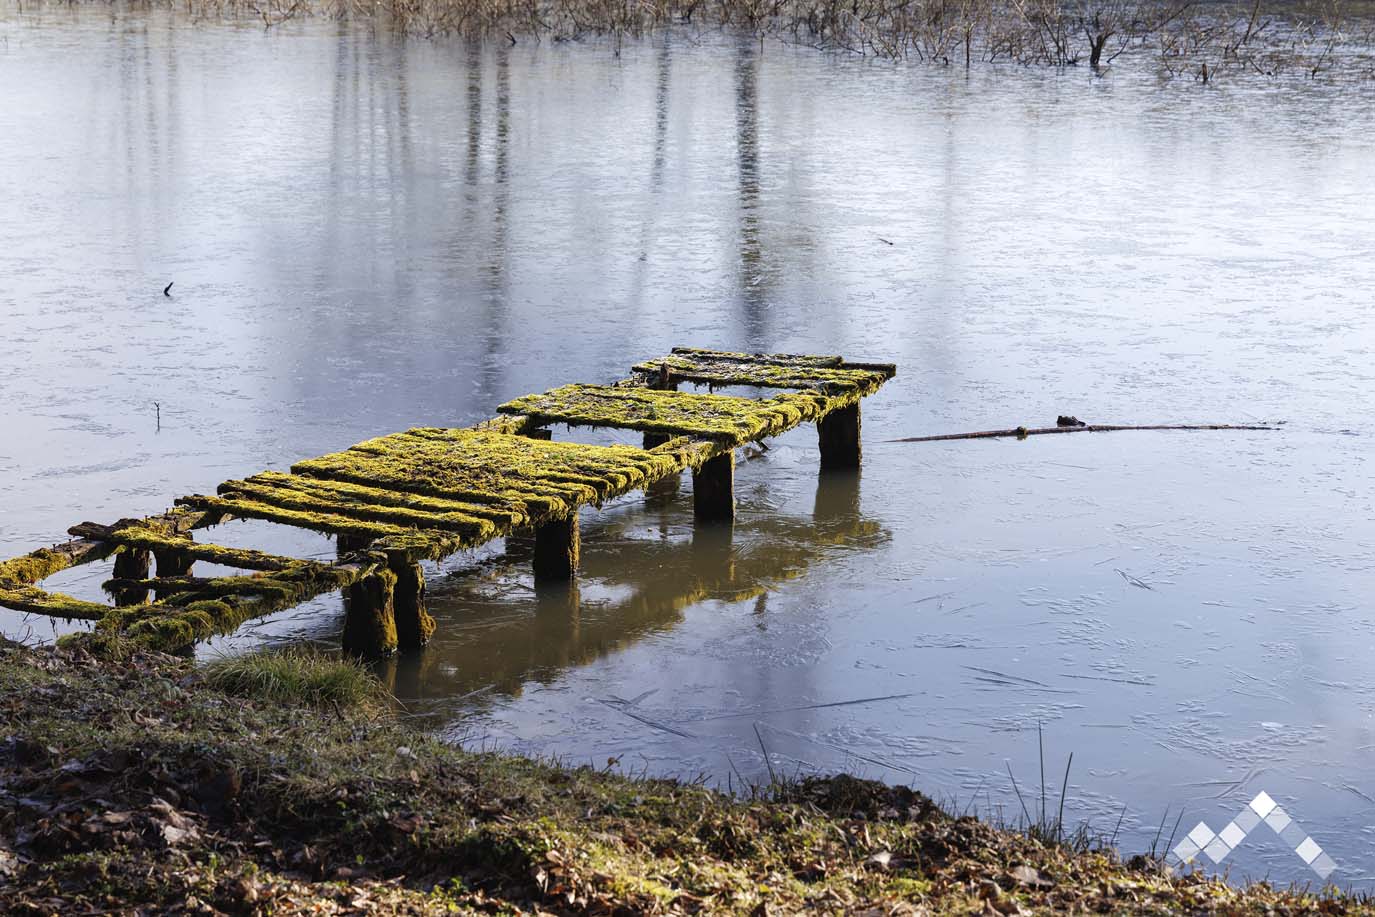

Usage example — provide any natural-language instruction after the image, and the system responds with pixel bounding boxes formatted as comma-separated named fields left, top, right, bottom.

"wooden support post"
left=342, top=570, right=398, bottom=657
left=390, top=559, right=435, bottom=651
left=693, top=451, right=735, bottom=523
left=533, top=513, right=580, bottom=582
left=644, top=429, right=681, bottom=498
left=643, top=377, right=678, bottom=450
left=111, top=547, right=150, bottom=606
left=817, top=403, right=862, bottom=470
left=337, top=534, right=373, bottom=557
left=153, top=547, right=194, bottom=579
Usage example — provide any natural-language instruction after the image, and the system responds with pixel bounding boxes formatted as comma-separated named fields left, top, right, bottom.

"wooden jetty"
left=0, top=349, right=894, bottom=657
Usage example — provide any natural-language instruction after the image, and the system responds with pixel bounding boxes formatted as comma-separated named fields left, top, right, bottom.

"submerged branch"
left=886, top=421, right=1275, bottom=443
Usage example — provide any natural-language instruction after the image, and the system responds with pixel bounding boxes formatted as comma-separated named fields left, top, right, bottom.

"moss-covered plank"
left=95, top=558, right=379, bottom=651
left=669, top=347, right=845, bottom=367
left=211, top=479, right=500, bottom=541
left=498, top=384, right=853, bottom=446
left=176, top=494, right=469, bottom=561
left=0, top=585, right=111, bottom=620
left=237, top=472, right=527, bottom=527
left=101, top=525, right=302, bottom=572
left=293, top=429, right=682, bottom=516
left=631, top=351, right=895, bottom=395
left=0, top=540, right=113, bottom=588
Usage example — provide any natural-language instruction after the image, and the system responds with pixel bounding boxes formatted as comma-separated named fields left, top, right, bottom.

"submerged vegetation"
left=3, top=641, right=1372, bottom=914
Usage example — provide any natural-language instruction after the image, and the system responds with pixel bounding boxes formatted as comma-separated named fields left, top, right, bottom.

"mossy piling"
left=693, top=451, right=736, bottom=522
left=533, top=513, right=581, bottom=582
left=110, top=548, right=151, bottom=607
left=342, top=570, right=399, bottom=657
left=818, top=402, right=863, bottom=470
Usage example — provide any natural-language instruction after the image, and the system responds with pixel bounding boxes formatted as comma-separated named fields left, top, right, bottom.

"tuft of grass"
left=201, top=649, right=388, bottom=712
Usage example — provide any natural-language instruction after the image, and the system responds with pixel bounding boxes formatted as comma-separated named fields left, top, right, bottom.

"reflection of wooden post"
left=818, top=404, right=861, bottom=470
left=693, top=451, right=735, bottom=522
left=111, top=548, right=150, bottom=606
left=343, top=570, right=398, bottom=657
left=391, top=559, right=435, bottom=650
left=533, top=513, right=580, bottom=582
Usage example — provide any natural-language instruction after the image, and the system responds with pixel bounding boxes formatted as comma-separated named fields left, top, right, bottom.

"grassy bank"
left=0, top=642, right=1367, bottom=915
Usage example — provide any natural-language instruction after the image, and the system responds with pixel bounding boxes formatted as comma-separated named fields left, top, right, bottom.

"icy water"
left=3, top=2, right=1375, bottom=888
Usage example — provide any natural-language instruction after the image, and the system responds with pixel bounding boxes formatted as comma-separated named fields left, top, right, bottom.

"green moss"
left=234, top=471, right=523, bottom=526
left=0, top=549, right=74, bottom=587
left=294, top=429, right=683, bottom=519
left=0, top=585, right=110, bottom=620
left=498, top=384, right=859, bottom=446
left=631, top=348, right=895, bottom=395
left=87, top=560, right=378, bottom=653
left=668, top=347, right=847, bottom=367
left=179, top=493, right=443, bottom=544
left=103, top=524, right=302, bottom=572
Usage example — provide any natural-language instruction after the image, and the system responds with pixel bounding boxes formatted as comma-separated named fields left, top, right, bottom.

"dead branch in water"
left=886, top=422, right=1275, bottom=443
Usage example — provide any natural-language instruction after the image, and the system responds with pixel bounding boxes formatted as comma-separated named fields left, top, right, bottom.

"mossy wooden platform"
left=0, top=348, right=894, bottom=657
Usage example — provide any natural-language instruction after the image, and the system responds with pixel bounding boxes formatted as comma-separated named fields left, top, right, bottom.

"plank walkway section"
left=0, top=349, right=894, bottom=657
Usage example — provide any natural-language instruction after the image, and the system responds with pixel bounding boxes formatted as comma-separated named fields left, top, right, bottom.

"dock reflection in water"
left=376, top=466, right=885, bottom=721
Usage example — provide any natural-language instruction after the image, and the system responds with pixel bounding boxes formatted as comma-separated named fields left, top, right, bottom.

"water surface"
left=2, top=3, right=1374, bottom=887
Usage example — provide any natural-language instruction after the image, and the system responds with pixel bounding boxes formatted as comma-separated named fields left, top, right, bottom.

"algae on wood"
left=631, top=347, right=895, bottom=396
left=498, top=384, right=860, bottom=446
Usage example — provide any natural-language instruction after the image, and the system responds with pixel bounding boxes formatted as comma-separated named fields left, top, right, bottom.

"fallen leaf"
left=162, top=824, right=198, bottom=846
left=1010, top=865, right=1053, bottom=888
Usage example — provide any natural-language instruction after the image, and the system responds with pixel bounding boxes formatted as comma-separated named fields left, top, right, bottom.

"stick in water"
left=887, top=422, right=1275, bottom=444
